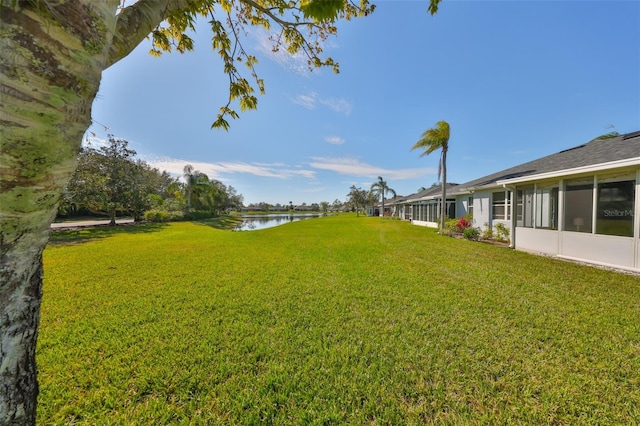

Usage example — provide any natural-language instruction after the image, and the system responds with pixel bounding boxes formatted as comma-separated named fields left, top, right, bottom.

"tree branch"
left=239, top=0, right=313, bottom=27
left=106, top=0, right=195, bottom=68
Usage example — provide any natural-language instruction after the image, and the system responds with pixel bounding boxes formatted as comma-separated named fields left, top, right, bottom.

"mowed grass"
left=40, top=214, right=640, bottom=424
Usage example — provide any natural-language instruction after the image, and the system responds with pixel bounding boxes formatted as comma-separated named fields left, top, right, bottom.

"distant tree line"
left=58, top=136, right=244, bottom=223
left=244, top=199, right=343, bottom=214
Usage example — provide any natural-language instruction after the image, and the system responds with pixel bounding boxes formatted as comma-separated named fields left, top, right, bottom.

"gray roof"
left=449, top=130, right=640, bottom=195
left=404, top=183, right=460, bottom=202
left=381, top=194, right=408, bottom=206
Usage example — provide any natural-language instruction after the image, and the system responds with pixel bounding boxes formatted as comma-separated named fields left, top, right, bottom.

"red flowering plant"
left=443, top=214, right=474, bottom=237
left=456, top=216, right=472, bottom=232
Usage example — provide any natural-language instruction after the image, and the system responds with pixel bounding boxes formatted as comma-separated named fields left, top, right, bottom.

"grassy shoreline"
left=40, top=214, right=640, bottom=423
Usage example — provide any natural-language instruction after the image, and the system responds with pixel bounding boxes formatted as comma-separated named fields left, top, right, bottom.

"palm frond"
left=411, top=120, right=450, bottom=157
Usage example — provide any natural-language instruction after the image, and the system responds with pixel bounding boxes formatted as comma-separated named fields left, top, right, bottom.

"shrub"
left=463, top=227, right=480, bottom=241
left=144, top=209, right=184, bottom=222
left=456, top=216, right=472, bottom=232
left=184, top=210, right=215, bottom=220
left=144, top=209, right=169, bottom=222
left=494, top=222, right=510, bottom=243
left=168, top=210, right=184, bottom=221
left=442, top=218, right=459, bottom=236
left=482, top=222, right=494, bottom=240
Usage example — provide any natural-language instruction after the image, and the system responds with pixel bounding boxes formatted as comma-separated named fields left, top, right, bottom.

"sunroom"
left=498, top=163, right=640, bottom=272
left=406, top=184, right=458, bottom=228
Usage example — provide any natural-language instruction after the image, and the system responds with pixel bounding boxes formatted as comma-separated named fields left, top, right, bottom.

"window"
left=422, top=202, right=439, bottom=222
left=468, top=196, right=474, bottom=216
left=564, top=178, right=593, bottom=233
left=516, top=186, right=534, bottom=227
left=447, top=199, right=456, bottom=219
left=535, top=185, right=559, bottom=230
left=416, top=204, right=421, bottom=221
left=492, top=191, right=511, bottom=220
left=596, top=179, right=635, bottom=237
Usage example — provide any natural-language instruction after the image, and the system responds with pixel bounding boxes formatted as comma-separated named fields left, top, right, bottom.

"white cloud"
left=292, top=92, right=318, bottom=110
left=325, top=136, right=345, bottom=145
left=145, top=156, right=316, bottom=181
left=320, top=97, right=353, bottom=116
left=254, top=29, right=311, bottom=76
left=253, top=161, right=287, bottom=167
left=291, top=92, right=352, bottom=116
left=308, top=157, right=434, bottom=180
left=83, top=135, right=108, bottom=148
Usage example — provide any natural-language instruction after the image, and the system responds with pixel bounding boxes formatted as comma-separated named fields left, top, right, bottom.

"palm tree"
left=370, top=176, right=397, bottom=217
left=183, top=165, right=196, bottom=210
left=182, top=164, right=211, bottom=211
left=411, top=120, right=450, bottom=230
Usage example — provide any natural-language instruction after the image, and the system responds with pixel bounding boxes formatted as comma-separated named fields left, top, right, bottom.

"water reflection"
left=234, top=214, right=321, bottom=231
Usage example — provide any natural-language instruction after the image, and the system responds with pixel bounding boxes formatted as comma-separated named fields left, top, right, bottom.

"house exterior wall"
left=412, top=220, right=439, bottom=228
left=456, top=197, right=470, bottom=218
left=517, top=227, right=636, bottom=270
left=515, top=227, right=559, bottom=254
left=469, top=190, right=491, bottom=229
left=559, top=232, right=635, bottom=269
left=452, top=191, right=513, bottom=232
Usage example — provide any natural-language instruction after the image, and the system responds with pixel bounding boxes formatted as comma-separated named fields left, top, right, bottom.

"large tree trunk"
left=109, top=205, right=117, bottom=226
left=0, top=2, right=120, bottom=423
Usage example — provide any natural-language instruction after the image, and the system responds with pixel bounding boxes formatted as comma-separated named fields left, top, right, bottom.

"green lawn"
left=39, top=214, right=640, bottom=424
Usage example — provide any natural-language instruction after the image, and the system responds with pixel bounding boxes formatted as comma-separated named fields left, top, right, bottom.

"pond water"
left=234, top=214, right=321, bottom=231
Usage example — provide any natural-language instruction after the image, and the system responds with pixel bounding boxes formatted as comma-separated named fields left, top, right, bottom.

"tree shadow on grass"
left=48, top=222, right=169, bottom=246
left=193, top=215, right=244, bottom=231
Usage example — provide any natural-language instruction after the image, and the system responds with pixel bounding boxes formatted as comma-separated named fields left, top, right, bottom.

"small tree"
left=320, top=201, right=330, bottom=215
left=225, top=185, right=244, bottom=212
left=65, top=140, right=177, bottom=222
left=65, top=136, right=137, bottom=225
left=347, top=185, right=368, bottom=216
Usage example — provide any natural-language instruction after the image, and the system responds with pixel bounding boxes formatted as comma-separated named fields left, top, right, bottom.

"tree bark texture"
left=440, top=149, right=447, bottom=231
left=0, top=1, right=120, bottom=423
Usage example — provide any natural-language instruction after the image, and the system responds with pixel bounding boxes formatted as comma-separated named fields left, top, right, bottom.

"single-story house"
left=404, top=184, right=460, bottom=227
left=386, top=195, right=412, bottom=219
left=367, top=195, right=409, bottom=217
left=409, top=130, right=640, bottom=272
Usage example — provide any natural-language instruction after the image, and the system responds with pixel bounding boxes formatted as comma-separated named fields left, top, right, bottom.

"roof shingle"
left=449, top=131, right=640, bottom=195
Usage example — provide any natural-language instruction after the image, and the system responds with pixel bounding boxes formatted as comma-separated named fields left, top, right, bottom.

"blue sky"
left=88, top=0, right=640, bottom=206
